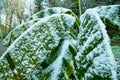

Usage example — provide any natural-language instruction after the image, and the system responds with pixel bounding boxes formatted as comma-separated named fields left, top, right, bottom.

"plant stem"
left=78, top=0, right=82, bottom=16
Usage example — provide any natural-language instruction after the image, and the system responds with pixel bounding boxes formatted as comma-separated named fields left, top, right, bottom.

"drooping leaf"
left=0, top=14, right=76, bottom=79
left=0, top=6, right=118, bottom=80
left=2, top=19, right=39, bottom=46
left=95, top=5, right=120, bottom=29
left=3, top=7, right=79, bottom=47
left=26, top=7, right=72, bottom=21
left=39, top=40, right=76, bottom=80
left=75, top=9, right=117, bottom=80
left=27, top=7, right=80, bottom=29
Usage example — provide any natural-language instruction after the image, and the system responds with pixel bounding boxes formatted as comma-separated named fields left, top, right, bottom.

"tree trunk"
left=9, top=14, right=13, bottom=32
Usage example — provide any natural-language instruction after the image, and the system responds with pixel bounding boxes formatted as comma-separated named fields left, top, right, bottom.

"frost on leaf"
left=26, top=7, right=72, bottom=21
left=38, top=40, right=76, bottom=80
left=0, top=57, right=13, bottom=79
left=0, top=14, right=76, bottom=79
left=0, top=6, right=118, bottom=80
left=75, top=9, right=117, bottom=80
left=95, top=5, right=120, bottom=29
left=3, top=7, right=74, bottom=47
left=2, top=19, right=39, bottom=46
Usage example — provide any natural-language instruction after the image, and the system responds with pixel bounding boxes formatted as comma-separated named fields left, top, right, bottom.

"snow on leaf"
left=40, top=40, right=76, bottom=80
left=0, top=5, right=119, bottom=80
left=0, top=14, right=76, bottom=79
left=0, top=57, right=13, bottom=79
left=26, top=7, right=72, bottom=21
left=3, top=7, right=76, bottom=47
left=75, top=9, right=117, bottom=80
left=95, top=5, right=120, bottom=29
left=2, top=19, right=39, bottom=46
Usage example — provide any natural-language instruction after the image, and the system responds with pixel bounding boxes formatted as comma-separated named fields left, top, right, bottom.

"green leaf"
left=26, top=7, right=72, bottom=21
left=75, top=9, right=117, bottom=80
left=0, top=14, right=76, bottom=79
left=2, top=19, right=39, bottom=46
left=95, top=5, right=120, bottom=29
left=0, top=57, right=13, bottom=79
left=3, top=7, right=78, bottom=47
left=40, top=40, right=76, bottom=80
left=0, top=6, right=118, bottom=80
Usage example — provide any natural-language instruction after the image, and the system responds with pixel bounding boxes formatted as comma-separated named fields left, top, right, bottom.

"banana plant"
left=2, top=7, right=80, bottom=47
left=0, top=5, right=119, bottom=80
left=95, top=5, right=120, bottom=29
